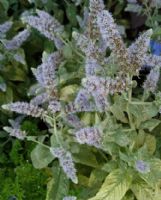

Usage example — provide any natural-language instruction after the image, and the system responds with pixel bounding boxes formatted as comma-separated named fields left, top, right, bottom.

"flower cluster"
left=64, top=114, right=84, bottom=129
left=33, top=51, right=62, bottom=89
left=97, top=10, right=131, bottom=73
left=50, top=147, right=78, bottom=184
left=22, top=10, right=64, bottom=49
left=87, top=0, right=105, bottom=40
left=2, top=29, right=30, bottom=50
left=0, top=21, right=13, bottom=38
left=75, top=127, right=102, bottom=148
left=2, top=102, right=45, bottom=118
left=143, top=65, right=160, bottom=93
left=48, top=100, right=61, bottom=113
left=30, top=93, right=49, bottom=106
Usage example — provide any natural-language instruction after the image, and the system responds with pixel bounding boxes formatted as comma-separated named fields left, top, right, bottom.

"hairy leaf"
left=31, top=144, right=54, bottom=169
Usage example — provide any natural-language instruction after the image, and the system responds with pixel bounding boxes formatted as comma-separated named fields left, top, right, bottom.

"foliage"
left=1, top=0, right=161, bottom=200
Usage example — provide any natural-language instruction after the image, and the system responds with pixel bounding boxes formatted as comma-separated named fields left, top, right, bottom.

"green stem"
left=27, top=137, right=50, bottom=149
left=130, top=101, right=152, bottom=105
left=53, top=116, right=61, bottom=146
left=127, top=76, right=134, bottom=129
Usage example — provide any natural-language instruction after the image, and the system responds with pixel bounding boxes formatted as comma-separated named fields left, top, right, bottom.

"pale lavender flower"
left=82, top=76, right=108, bottom=95
left=30, top=93, right=49, bottom=105
left=97, top=10, right=131, bottom=73
left=82, top=76, right=128, bottom=95
left=75, top=127, right=102, bottom=148
left=23, top=10, right=64, bottom=49
left=32, top=65, right=45, bottom=87
left=8, top=116, right=25, bottom=129
left=93, top=92, right=109, bottom=111
left=65, top=102, right=79, bottom=114
left=65, top=101, right=96, bottom=114
left=74, top=89, right=92, bottom=110
left=135, top=160, right=150, bottom=173
left=85, top=58, right=102, bottom=76
left=2, top=102, right=45, bottom=118
left=48, top=100, right=61, bottom=113
left=144, top=54, right=161, bottom=68
left=3, top=126, right=27, bottom=140
left=0, top=21, right=13, bottom=37
left=143, top=66, right=160, bottom=93
left=63, top=196, right=77, bottom=200
left=128, top=29, right=153, bottom=73
left=33, top=51, right=61, bottom=88
left=86, top=0, right=105, bottom=40
left=50, top=147, right=78, bottom=184
left=72, top=32, right=96, bottom=57
left=3, top=29, right=30, bottom=50
left=42, top=52, right=61, bottom=86
left=64, top=114, right=84, bottom=129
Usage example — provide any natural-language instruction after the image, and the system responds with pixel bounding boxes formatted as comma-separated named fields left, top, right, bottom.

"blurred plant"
left=2, top=0, right=161, bottom=200
left=125, top=0, right=161, bottom=38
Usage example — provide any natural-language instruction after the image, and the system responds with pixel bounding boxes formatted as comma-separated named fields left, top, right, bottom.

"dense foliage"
left=1, top=0, right=161, bottom=200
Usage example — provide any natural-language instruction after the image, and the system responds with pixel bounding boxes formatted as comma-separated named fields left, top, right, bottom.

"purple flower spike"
left=135, top=160, right=150, bottom=174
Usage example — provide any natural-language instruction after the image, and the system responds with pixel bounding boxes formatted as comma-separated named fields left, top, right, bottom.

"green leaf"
left=0, top=86, right=13, bottom=105
left=88, top=169, right=132, bottom=200
left=128, top=103, right=159, bottom=127
left=46, top=163, right=69, bottom=200
left=73, top=146, right=99, bottom=168
left=139, top=119, right=160, bottom=131
left=0, top=0, right=9, bottom=11
left=125, top=3, right=142, bottom=13
left=110, top=94, right=128, bottom=123
left=66, top=3, right=77, bottom=26
left=63, top=44, right=73, bottom=59
left=31, top=144, right=54, bottom=169
left=131, top=182, right=154, bottom=200
left=145, top=134, right=156, bottom=155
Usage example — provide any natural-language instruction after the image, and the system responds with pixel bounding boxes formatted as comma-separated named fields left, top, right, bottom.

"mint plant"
left=2, top=0, right=161, bottom=199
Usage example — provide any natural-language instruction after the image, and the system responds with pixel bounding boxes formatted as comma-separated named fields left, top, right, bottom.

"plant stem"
left=130, top=101, right=152, bottom=105
left=27, top=137, right=50, bottom=149
left=127, top=75, right=134, bottom=129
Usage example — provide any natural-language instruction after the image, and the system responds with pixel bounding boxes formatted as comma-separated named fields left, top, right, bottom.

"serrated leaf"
left=131, top=182, right=154, bottom=200
left=88, top=169, right=132, bottom=200
left=88, top=169, right=107, bottom=187
left=31, top=144, right=54, bottom=169
left=46, top=163, right=69, bottom=200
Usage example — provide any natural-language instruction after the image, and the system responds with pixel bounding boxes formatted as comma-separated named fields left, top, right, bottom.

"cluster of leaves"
left=0, top=137, right=48, bottom=200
